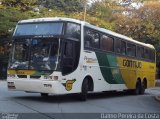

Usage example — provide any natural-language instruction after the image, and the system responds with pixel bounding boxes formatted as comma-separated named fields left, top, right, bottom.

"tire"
left=134, top=81, right=141, bottom=95
left=140, top=82, right=145, bottom=95
left=79, top=78, right=89, bottom=101
left=40, top=93, right=48, bottom=97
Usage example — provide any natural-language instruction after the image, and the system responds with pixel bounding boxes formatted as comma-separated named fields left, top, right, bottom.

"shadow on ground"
left=12, top=91, right=147, bottom=103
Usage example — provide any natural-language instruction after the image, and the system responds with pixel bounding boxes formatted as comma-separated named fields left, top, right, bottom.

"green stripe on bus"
left=96, top=52, right=124, bottom=84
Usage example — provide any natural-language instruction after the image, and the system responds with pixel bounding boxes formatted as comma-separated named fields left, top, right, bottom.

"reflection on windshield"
left=30, top=39, right=58, bottom=70
left=9, top=39, right=59, bottom=70
left=10, top=39, right=30, bottom=69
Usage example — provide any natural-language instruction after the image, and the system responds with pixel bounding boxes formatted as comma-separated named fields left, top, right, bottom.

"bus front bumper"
left=7, top=79, right=65, bottom=94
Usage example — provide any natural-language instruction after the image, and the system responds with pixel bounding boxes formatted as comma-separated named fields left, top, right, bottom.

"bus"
left=7, top=17, right=156, bottom=100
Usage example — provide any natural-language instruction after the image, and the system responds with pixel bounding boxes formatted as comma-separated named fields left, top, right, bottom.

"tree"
left=37, top=0, right=86, bottom=13
left=2, top=0, right=37, bottom=11
left=0, top=8, right=19, bottom=38
left=111, top=0, right=160, bottom=64
left=89, top=0, right=121, bottom=19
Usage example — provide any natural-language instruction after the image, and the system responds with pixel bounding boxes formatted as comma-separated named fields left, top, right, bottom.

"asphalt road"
left=0, top=80, right=160, bottom=119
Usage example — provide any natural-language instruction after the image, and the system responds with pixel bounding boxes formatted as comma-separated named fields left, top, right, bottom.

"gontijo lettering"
left=123, top=60, right=142, bottom=68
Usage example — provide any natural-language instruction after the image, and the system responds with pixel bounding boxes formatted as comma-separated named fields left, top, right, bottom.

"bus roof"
left=18, top=17, right=85, bottom=24
left=18, top=17, right=154, bottom=49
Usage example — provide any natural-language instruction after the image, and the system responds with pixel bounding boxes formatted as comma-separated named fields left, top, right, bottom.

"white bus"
left=7, top=17, right=156, bottom=100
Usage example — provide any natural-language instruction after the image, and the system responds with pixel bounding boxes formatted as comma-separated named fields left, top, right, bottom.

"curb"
left=155, top=96, right=160, bottom=102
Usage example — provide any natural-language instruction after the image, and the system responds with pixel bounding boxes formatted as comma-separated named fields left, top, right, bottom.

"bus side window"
left=66, top=23, right=81, bottom=40
left=127, top=43, right=136, bottom=57
left=149, top=50, right=155, bottom=62
left=115, top=39, right=121, bottom=53
left=92, top=33, right=100, bottom=48
left=137, top=46, right=144, bottom=59
left=121, top=41, right=126, bottom=55
left=144, top=49, right=149, bottom=60
left=101, top=35, right=114, bottom=52
left=84, top=28, right=100, bottom=49
left=84, top=34, right=92, bottom=48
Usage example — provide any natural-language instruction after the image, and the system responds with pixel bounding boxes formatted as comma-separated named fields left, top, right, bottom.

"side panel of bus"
left=84, top=51, right=156, bottom=91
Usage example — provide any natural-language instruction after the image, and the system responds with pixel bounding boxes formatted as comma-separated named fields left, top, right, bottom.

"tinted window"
left=101, top=35, right=114, bottom=52
left=9, top=40, right=30, bottom=69
left=137, top=46, right=144, bottom=58
left=149, top=50, right=155, bottom=61
left=121, top=41, right=126, bottom=55
left=127, top=43, right=136, bottom=57
left=144, top=49, right=149, bottom=59
left=64, top=42, right=73, bottom=57
left=115, top=39, right=121, bottom=53
left=84, top=28, right=100, bottom=49
left=115, top=39, right=126, bottom=55
left=66, top=23, right=80, bottom=40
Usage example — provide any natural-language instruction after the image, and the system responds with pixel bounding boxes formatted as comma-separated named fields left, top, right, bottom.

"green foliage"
left=0, top=8, right=18, bottom=37
left=0, top=0, right=160, bottom=65
left=0, top=0, right=114, bottom=38
left=110, top=0, right=160, bottom=65
left=89, top=0, right=118, bottom=19
left=0, top=0, right=160, bottom=69
left=2, top=0, right=37, bottom=11
left=37, top=0, right=85, bottom=13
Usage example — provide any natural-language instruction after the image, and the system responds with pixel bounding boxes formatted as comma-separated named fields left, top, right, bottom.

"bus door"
left=61, top=40, right=76, bottom=75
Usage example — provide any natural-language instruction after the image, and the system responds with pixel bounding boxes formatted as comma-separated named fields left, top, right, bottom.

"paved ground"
left=0, top=80, right=160, bottom=119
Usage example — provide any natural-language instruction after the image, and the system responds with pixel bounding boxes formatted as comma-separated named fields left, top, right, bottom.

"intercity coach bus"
left=7, top=17, right=156, bottom=100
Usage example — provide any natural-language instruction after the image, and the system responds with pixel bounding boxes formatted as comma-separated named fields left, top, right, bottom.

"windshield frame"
left=9, top=21, right=82, bottom=72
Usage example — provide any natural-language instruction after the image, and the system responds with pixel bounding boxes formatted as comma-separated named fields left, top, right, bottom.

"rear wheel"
left=79, top=78, right=89, bottom=101
left=140, top=80, right=146, bottom=95
left=134, top=81, right=141, bottom=95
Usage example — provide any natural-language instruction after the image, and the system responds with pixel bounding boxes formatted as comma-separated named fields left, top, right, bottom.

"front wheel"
left=79, top=79, right=89, bottom=101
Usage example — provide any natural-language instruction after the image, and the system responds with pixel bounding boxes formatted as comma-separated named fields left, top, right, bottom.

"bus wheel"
left=79, top=78, right=89, bottom=101
left=140, top=80, right=146, bottom=95
left=41, top=93, right=48, bottom=97
left=134, top=81, right=141, bottom=95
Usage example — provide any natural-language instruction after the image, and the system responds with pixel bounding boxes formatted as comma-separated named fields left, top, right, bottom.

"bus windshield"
left=14, top=22, right=63, bottom=36
left=9, top=38, right=59, bottom=71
